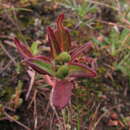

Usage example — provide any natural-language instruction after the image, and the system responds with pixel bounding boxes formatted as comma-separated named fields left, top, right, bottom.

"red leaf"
left=47, top=27, right=61, bottom=58
left=70, top=42, right=93, bottom=62
left=56, top=13, right=64, bottom=31
left=68, top=62, right=96, bottom=78
left=47, top=14, right=71, bottom=58
left=34, top=55, right=51, bottom=63
left=52, top=80, right=73, bottom=109
left=14, top=38, right=33, bottom=58
left=55, top=13, right=71, bottom=52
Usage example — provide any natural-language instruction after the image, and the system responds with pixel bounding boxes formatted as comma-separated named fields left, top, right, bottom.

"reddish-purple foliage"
left=14, top=14, right=97, bottom=109
left=52, top=80, right=73, bottom=109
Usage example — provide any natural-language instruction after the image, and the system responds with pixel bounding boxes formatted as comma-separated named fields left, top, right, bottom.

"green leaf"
left=120, top=29, right=130, bottom=41
left=29, top=59, right=55, bottom=76
left=30, top=41, right=40, bottom=55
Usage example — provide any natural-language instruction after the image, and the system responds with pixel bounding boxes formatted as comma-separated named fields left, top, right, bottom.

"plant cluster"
left=14, top=14, right=97, bottom=109
left=93, top=28, right=130, bottom=77
left=59, top=0, right=97, bottom=27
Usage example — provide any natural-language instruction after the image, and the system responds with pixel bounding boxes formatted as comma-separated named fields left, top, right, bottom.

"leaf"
left=47, top=14, right=71, bottom=58
left=14, top=38, right=33, bottom=58
left=47, top=27, right=61, bottom=58
left=25, top=57, right=54, bottom=76
left=120, top=29, right=130, bottom=41
left=68, top=62, right=96, bottom=78
left=30, top=41, right=40, bottom=55
left=34, top=55, right=51, bottom=62
left=52, top=80, right=73, bottom=109
left=54, top=13, right=71, bottom=52
left=70, top=42, right=93, bottom=61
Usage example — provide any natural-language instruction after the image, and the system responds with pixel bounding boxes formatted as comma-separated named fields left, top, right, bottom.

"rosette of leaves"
left=14, top=14, right=96, bottom=109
